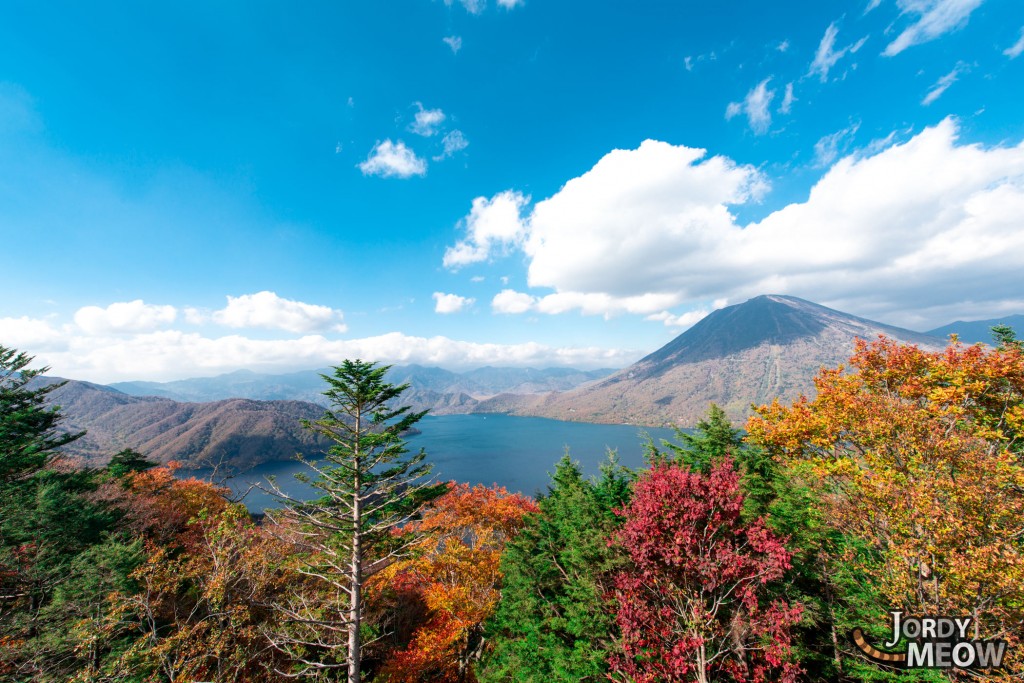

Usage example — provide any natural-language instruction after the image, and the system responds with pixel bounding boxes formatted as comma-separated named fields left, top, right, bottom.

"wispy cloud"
left=813, top=122, right=861, bottom=167
left=434, top=130, right=469, bottom=160
left=1004, top=27, right=1024, bottom=58
left=409, top=103, right=446, bottom=136
left=358, top=140, right=427, bottom=178
left=443, top=35, right=463, bottom=53
left=726, top=78, right=775, bottom=135
left=884, top=0, right=984, bottom=56
left=922, top=63, right=966, bottom=105
left=779, top=82, right=796, bottom=114
left=809, top=23, right=868, bottom=82
left=777, top=39, right=790, bottom=53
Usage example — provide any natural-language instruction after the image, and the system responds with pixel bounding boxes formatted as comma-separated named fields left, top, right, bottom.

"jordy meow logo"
left=851, top=611, right=1009, bottom=670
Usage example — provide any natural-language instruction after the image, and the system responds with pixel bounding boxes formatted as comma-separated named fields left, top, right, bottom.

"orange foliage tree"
left=375, top=483, right=538, bottom=683
left=748, top=337, right=1024, bottom=674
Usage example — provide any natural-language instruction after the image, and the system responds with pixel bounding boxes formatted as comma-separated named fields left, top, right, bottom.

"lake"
left=187, top=414, right=680, bottom=511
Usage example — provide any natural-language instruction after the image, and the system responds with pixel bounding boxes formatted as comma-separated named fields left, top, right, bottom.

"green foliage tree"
left=0, top=344, right=82, bottom=483
left=265, top=359, right=443, bottom=683
left=478, top=453, right=632, bottom=682
left=106, top=448, right=157, bottom=479
left=0, top=345, right=129, bottom=681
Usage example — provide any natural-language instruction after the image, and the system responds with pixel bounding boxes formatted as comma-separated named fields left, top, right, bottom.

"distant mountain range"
left=39, top=377, right=327, bottom=469
left=43, top=366, right=614, bottom=467
left=109, top=365, right=616, bottom=413
left=474, top=295, right=948, bottom=426
left=40, top=296, right=1022, bottom=466
left=925, top=314, right=1024, bottom=345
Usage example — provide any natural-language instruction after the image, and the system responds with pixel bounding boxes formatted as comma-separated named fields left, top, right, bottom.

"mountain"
left=42, top=378, right=328, bottom=469
left=477, top=295, right=947, bottom=427
left=109, top=364, right=616, bottom=412
left=925, top=314, right=1024, bottom=345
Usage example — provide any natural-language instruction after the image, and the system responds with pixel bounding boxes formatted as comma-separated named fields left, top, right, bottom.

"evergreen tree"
left=478, top=453, right=632, bottom=682
left=264, top=359, right=443, bottom=683
left=0, top=344, right=82, bottom=483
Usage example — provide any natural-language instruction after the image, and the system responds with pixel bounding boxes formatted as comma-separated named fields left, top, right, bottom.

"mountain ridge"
left=476, top=295, right=948, bottom=426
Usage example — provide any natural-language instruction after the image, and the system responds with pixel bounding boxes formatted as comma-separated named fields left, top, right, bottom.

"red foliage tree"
left=611, top=458, right=801, bottom=683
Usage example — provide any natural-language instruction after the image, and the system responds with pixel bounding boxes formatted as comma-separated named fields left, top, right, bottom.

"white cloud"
left=491, top=289, right=537, bottom=314
left=15, top=326, right=635, bottom=383
left=779, top=83, right=796, bottom=114
left=443, top=36, right=463, bottom=53
left=814, top=122, right=860, bottom=167
left=646, top=304, right=723, bottom=328
left=1003, top=27, right=1024, bottom=58
left=74, top=300, right=177, bottom=335
left=922, top=64, right=965, bottom=105
left=433, top=292, right=476, bottom=314
left=358, top=140, right=427, bottom=178
left=434, top=130, right=469, bottom=160
left=516, top=140, right=765, bottom=315
left=866, top=0, right=884, bottom=11
left=809, top=23, right=868, bottom=82
left=445, top=0, right=485, bottom=13
left=496, top=0, right=524, bottom=7
left=884, top=0, right=984, bottom=56
left=212, top=291, right=347, bottom=334
left=410, top=103, right=446, bottom=136
left=0, top=316, right=66, bottom=351
left=446, top=120, right=1024, bottom=328
left=777, top=39, right=790, bottom=52
left=725, top=78, right=775, bottom=135
left=470, top=275, right=485, bottom=282
left=443, top=190, right=530, bottom=268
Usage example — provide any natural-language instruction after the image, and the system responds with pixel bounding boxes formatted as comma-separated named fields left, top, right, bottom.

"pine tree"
left=0, top=344, right=82, bottom=483
left=264, top=359, right=443, bottom=683
left=479, top=453, right=632, bottom=682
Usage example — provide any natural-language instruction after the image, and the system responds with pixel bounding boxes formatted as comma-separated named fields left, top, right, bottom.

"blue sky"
left=1, top=0, right=1023, bottom=381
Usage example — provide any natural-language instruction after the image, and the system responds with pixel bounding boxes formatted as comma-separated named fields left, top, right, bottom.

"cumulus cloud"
left=433, top=292, right=475, bottom=314
left=491, top=289, right=537, bottom=314
left=358, top=140, right=427, bottom=178
left=1005, top=28, right=1024, bottom=58
left=410, top=103, right=446, bottom=136
left=922, top=64, right=965, bottom=105
left=884, top=0, right=984, bottom=56
left=443, top=35, right=463, bottom=53
left=444, top=120, right=1024, bottom=329
left=443, top=190, right=530, bottom=268
left=809, top=23, right=868, bottom=82
left=74, top=300, right=177, bottom=335
left=646, top=300, right=728, bottom=327
left=11, top=326, right=635, bottom=383
left=726, top=78, right=776, bottom=135
left=0, top=316, right=67, bottom=351
left=496, top=0, right=523, bottom=7
left=434, top=130, right=469, bottom=160
left=212, top=291, right=347, bottom=334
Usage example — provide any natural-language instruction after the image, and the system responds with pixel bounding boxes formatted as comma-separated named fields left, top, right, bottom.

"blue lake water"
left=188, top=414, right=679, bottom=511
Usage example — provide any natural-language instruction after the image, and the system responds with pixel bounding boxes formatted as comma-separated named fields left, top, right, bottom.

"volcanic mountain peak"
left=636, top=294, right=940, bottom=375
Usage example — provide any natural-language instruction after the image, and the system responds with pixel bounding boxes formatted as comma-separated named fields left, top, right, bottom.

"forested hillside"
left=2, top=337, right=1022, bottom=681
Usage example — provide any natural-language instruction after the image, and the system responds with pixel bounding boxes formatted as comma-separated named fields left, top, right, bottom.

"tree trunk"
left=348, top=441, right=362, bottom=683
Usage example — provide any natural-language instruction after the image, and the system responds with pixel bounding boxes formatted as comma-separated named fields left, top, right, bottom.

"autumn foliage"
left=749, top=337, right=1024, bottom=676
left=611, top=458, right=802, bottom=683
left=375, top=483, right=538, bottom=682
